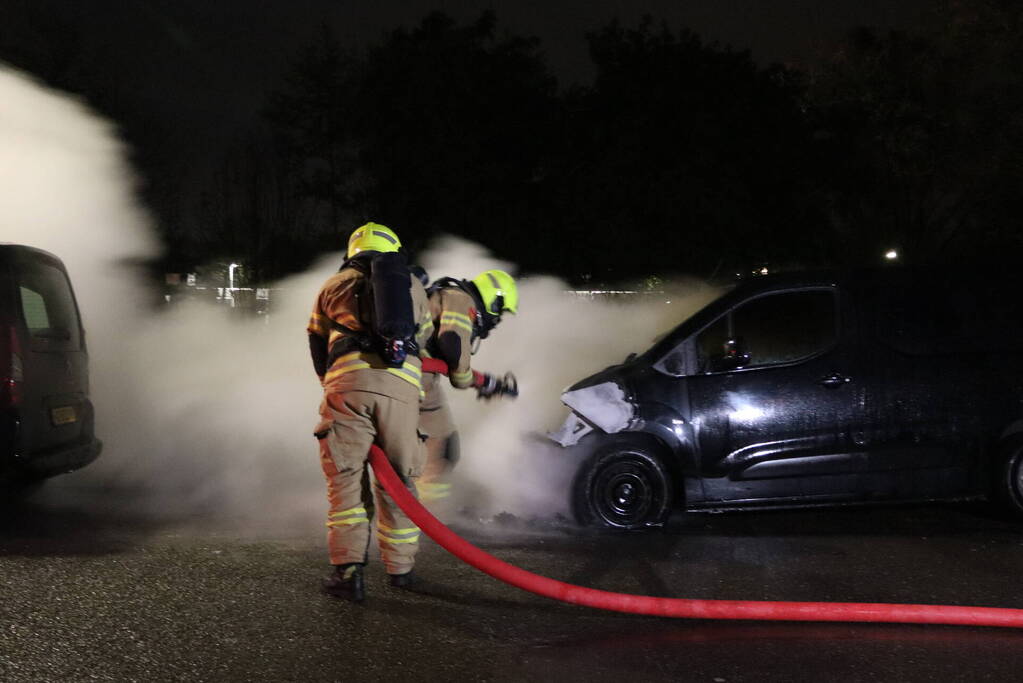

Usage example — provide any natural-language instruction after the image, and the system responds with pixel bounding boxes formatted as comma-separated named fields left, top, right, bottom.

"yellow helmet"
left=471, top=269, right=518, bottom=315
left=347, top=222, right=401, bottom=258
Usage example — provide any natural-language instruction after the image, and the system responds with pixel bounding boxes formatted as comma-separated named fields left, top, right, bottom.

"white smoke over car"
left=0, top=65, right=714, bottom=534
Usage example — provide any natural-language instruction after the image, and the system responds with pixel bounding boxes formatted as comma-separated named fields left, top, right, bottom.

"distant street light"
left=885, top=249, right=899, bottom=261
left=229, top=262, right=241, bottom=289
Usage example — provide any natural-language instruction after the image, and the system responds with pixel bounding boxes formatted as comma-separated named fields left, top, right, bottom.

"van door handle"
left=818, top=373, right=852, bottom=388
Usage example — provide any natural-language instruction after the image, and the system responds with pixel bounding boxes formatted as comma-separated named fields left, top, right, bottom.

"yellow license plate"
left=51, top=406, right=77, bottom=426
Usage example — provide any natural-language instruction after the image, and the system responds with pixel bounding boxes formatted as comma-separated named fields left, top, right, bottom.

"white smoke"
left=420, top=237, right=716, bottom=521
left=1, top=66, right=716, bottom=534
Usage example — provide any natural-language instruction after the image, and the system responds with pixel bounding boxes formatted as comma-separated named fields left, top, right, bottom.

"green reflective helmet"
left=347, top=222, right=401, bottom=258
left=471, top=269, right=518, bottom=315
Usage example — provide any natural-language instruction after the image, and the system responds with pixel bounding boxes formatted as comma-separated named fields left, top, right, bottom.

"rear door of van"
left=11, top=249, right=89, bottom=456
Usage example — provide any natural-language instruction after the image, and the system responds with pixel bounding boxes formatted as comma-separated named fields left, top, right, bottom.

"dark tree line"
left=806, top=0, right=1023, bottom=267
left=253, top=12, right=817, bottom=282
left=5, top=3, right=1023, bottom=285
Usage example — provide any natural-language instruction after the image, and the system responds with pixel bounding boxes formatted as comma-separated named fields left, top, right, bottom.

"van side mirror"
left=711, top=336, right=752, bottom=372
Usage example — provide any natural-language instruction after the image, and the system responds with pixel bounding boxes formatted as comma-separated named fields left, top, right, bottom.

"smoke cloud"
left=1, top=66, right=715, bottom=535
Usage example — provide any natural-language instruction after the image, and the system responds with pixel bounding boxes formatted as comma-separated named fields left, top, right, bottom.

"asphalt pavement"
left=2, top=478, right=1023, bottom=682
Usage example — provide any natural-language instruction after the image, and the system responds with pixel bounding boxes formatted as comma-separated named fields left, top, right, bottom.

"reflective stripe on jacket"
left=428, top=287, right=478, bottom=389
left=309, top=266, right=431, bottom=393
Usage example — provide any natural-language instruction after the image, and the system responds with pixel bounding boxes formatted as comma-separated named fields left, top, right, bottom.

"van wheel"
left=993, top=442, right=1023, bottom=517
left=572, top=439, right=673, bottom=530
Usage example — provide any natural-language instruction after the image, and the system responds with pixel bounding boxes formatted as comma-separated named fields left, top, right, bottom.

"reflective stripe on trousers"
left=377, top=523, right=421, bottom=545
left=327, top=505, right=368, bottom=527
left=416, top=481, right=452, bottom=502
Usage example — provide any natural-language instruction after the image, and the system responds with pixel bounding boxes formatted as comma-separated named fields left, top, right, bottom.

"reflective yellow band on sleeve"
left=308, top=313, right=330, bottom=336
left=440, top=311, right=472, bottom=324
left=452, top=369, right=474, bottom=384
left=439, top=312, right=473, bottom=334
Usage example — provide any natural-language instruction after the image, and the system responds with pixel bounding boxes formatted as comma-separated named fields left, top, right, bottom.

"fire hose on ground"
left=365, top=358, right=1023, bottom=628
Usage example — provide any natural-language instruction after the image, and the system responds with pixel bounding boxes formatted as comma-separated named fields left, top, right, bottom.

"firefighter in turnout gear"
left=417, top=269, right=519, bottom=504
left=308, top=222, right=431, bottom=601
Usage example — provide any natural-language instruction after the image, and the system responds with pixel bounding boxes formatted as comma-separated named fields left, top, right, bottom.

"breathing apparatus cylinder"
left=368, top=251, right=417, bottom=367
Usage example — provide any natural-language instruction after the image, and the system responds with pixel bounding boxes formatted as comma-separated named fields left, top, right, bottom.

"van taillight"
left=1, top=325, right=22, bottom=408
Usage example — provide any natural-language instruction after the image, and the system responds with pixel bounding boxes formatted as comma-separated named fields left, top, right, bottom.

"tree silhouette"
left=544, top=18, right=819, bottom=282
left=807, top=0, right=1023, bottom=265
left=266, top=12, right=559, bottom=265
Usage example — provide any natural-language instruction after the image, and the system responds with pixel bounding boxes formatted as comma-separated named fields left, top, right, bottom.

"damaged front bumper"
left=548, top=411, right=594, bottom=447
left=548, top=380, right=636, bottom=447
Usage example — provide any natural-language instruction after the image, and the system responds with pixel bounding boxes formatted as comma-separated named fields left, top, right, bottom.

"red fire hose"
left=395, top=359, right=1023, bottom=626
left=370, top=445, right=1023, bottom=627
left=368, top=355, right=1023, bottom=627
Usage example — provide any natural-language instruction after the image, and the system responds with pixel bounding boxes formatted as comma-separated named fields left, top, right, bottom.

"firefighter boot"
left=388, top=570, right=416, bottom=589
left=323, top=563, right=366, bottom=602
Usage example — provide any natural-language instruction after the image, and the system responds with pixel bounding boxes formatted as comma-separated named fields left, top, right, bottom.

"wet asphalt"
left=2, top=480, right=1023, bottom=682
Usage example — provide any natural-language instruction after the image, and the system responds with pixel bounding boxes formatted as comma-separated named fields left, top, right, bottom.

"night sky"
left=2, top=0, right=934, bottom=168
left=2, top=0, right=950, bottom=278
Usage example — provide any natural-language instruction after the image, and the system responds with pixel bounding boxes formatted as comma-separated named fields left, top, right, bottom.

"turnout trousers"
left=417, top=372, right=458, bottom=504
left=317, top=372, right=425, bottom=575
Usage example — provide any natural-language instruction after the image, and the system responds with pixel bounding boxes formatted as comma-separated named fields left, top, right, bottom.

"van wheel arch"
left=571, top=433, right=679, bottom=530
left=992, top=437, right=1023, bottom=518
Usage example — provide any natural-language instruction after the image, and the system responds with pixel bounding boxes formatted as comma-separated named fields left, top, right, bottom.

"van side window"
left=698, top=290, right=836, bottom=371
left=17, top=261, right=82, bottom=351
left=696, top=316, right=730, bottom=372
left=734, top=291, right=835, bottom=366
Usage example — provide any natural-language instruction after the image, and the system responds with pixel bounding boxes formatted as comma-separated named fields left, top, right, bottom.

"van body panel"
left=0, top=244, right=101, bottom=483
left=555, top=267, right=1023, bottom=513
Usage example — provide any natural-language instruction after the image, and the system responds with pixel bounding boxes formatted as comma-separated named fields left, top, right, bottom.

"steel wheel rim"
left=593, top=456, right=657, bottom=527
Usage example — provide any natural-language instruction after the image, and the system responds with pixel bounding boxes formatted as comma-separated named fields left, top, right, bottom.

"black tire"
left=572, top=438, right=673, bottom=530
left=993, top=441, right=1023, bottom=517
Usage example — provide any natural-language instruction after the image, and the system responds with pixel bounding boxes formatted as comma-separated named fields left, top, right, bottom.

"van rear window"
left=20, top=286, right=50, bottom=328
left=16, top=259, right=81, bottom=351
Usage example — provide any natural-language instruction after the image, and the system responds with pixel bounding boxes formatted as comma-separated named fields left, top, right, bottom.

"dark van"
left=551, top=268, right=1023, bottom=529
left=1, top=244, right=101, bottom=491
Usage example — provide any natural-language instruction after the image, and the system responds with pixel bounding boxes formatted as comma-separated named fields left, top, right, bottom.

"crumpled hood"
left=564, top=358, right=637, bottom=393
left=549, top=360, right=641, bottom=446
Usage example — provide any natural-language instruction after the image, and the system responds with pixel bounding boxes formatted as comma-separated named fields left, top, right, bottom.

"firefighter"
left=417, top=269, right=519, bottom=504
left=308, top=222, right=431, bottom=601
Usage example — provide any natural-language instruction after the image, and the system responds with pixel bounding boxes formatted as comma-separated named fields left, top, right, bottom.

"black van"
left=1, top=244, right=101, bottom=490
left=551, top=268, right=1023, bottom=529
